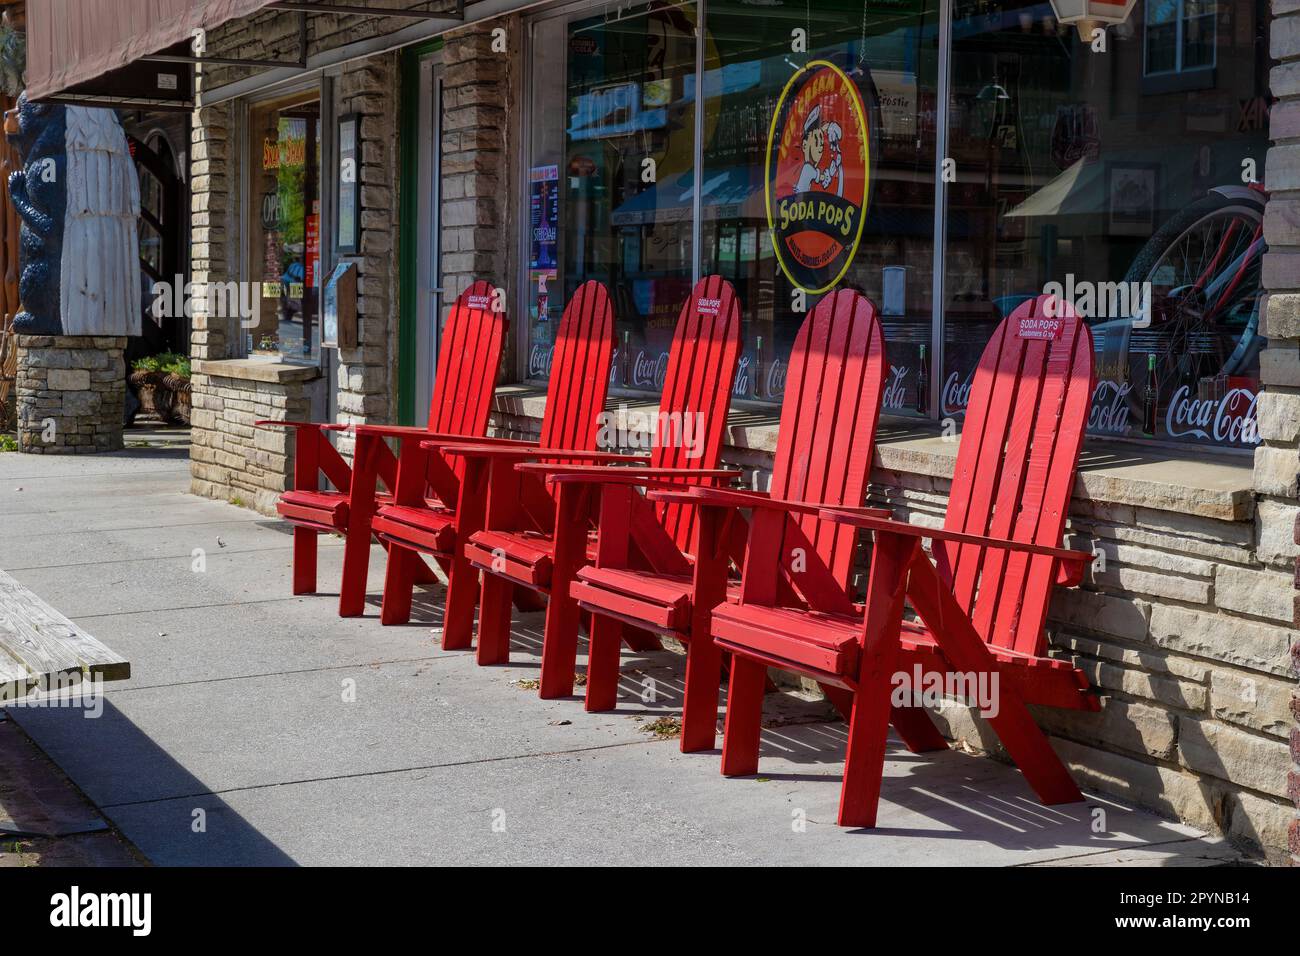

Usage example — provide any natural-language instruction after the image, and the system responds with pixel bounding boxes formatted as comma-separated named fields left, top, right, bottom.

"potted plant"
left=128, top=352, right=191, bottom=425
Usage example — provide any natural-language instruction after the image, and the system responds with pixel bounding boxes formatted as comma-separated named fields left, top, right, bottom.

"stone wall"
left=189, top=25, right=403, bottom=501
left=439, top=20, right=519, bottom=329
left=190, top=361, right=319, bottom=514
left=1262, top=0, right=1300, bottom=868
left=15, top=336, right=126, bottom=454
left=333, top=54, right=402, bottom=461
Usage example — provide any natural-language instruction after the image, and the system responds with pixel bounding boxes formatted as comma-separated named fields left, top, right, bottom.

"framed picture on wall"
left=1105, top=162, right=1160, bottom=237
left=336, top=113, right=360, bottom=254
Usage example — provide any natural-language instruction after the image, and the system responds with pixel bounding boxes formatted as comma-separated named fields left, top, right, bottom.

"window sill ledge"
left=193, top=359, right=322, bottom=385
left=490, top=385, right=1254, bottom=522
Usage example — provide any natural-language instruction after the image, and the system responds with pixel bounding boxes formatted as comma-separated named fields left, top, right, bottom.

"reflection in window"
left=524, top=3, right=697, bottom=390
left=946, top=0, right=1265, bottom=448
left=521, top=0, right=1268, bottom=450
left=1145, top=0, right=1218, bottom=76
left=247, top=98, right=322, bottom=364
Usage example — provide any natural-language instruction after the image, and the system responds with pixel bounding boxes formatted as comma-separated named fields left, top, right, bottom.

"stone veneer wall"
left=439, top=20, right=519, bottom=334
left=15, top=336, right=126, bottom=454
left=190, top=18, right=403, bottom=508
left=191, top=362, right=318, bottom=514
left=1262, top=0, right=1300, bottom=867
left=332, top=54, right=402, bottom=461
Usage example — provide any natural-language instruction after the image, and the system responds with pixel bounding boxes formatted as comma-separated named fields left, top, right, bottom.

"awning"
left=26, top=0, right=277, bottom=102
left=25, top=0, right=467, bottom=108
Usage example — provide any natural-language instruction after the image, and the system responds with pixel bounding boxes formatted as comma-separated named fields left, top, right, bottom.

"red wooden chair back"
left=768, top=289, right=887, bottom=592
left=649, top=275, right=743, bottom=554
left=536, top=280, right=616, bottom=463
left=424, top=280, right=509, bottom=489
left=934, top=294, right=1094, bottom=656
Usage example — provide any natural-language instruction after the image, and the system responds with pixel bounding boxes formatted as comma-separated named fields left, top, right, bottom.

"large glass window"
left=247, top=95, right=322, bottom=364
left=700, top=0, right=939, bottom=409
left=942, top=0, right=1268, bottom=448
left=524, top=2, right=698, bottom=389
left=522, top=0, right=1270, bottom=450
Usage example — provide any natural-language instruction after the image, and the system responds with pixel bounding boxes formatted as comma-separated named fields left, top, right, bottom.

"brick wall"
left=1263, top=0, right=1300, bottom=867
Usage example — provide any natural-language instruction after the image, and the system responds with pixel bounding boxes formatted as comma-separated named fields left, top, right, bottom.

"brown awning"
left=25, top=0, right=278, bottom=101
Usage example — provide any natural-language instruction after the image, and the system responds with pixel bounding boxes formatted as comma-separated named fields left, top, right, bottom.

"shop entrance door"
left=413, top=54, right=444, bottom=427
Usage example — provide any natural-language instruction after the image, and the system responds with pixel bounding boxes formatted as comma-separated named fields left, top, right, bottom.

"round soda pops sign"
left=765, top=61, right=871, bottom=293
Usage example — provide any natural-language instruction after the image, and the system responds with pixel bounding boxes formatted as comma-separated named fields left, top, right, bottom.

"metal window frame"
left=233, top=76, right=328, bottom=363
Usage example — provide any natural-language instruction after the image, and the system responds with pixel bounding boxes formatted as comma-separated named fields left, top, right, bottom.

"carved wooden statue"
left=4, top=92, right=140, bottom=336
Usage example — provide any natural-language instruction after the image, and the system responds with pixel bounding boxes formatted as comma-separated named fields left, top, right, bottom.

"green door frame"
left=397, top=38, right=443, bottom=425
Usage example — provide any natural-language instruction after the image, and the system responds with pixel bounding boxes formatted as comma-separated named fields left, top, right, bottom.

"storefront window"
left=523, top=0, right=1269, bottom=449
left=247, top=96, right=322, bottom=364
left=700, top=0, right=939, bottom=407
left=524, top=2, right=698, bottom=390
left=941, top=0, right=1268, bottom=447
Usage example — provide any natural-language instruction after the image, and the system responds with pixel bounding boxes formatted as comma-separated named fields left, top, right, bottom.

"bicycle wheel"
left=1117, top=189, right=1266, bottom=421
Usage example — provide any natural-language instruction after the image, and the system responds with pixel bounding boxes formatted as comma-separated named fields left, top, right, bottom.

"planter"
left=128, top=369, right=191, bottom=425
left=164, top=372, right=192, bottom=425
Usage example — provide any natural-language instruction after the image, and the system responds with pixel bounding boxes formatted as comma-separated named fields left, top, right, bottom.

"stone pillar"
left=440, top=19, right=518, bottom=344
left=1260, top=0, right=1300, bottom=865
left=15, top=336, right=127, bottom=453
left=334, top=54, right=400, bottom=459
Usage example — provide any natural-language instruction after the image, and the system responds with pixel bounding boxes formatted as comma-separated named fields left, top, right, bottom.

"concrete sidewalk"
left=0, top=445, right=1245, bottom=866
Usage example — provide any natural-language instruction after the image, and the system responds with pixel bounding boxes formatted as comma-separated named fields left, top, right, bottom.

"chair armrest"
left=432, top=444, right=646, bottom=464
left=418, top=434, right=540, bottom=451
left=518, top=462, right=737, bottom=486
left=352, top=423, right=436, bottom=440
left=255, top=419, right=349, bottom=431
left=818, top=508, right=1093, bottom=566
left=648, top=485, right=891, bottom=518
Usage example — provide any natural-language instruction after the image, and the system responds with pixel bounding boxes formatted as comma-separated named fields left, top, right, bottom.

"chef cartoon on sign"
left=794, top=104, right=845, bottom=197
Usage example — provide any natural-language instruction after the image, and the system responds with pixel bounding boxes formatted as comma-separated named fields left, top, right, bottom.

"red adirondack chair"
left=361, top=281, right=634, bottom=647
left=574, top=289, right=917, bottom=753
left=258, top=281, right=506, bottom=604
left=705, top=294, right=1098, bottom=828
left=461, top=275, right=744, bottom=697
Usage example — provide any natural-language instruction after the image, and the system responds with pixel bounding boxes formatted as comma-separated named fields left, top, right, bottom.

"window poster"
left=529, top=165, right=559, bottom=271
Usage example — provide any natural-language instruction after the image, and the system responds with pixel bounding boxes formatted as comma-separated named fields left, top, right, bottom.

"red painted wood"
left=336, top=282, right=510, bottom=617
left=839, top=533, right=915, bottom=827
left=260, top=282, right=507, bottom=611
left=372, top=281, right=616, bottom=642
left=468, top=276, right=743, bottom=699
left=932, top=296, right=1094, bottom=656
left=713, top=293, right=1095, bottom=826
left=574, top=289, right=888, bottom=749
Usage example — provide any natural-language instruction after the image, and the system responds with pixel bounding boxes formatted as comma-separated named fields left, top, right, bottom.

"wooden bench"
left=0, top=570, right=130, bottom=703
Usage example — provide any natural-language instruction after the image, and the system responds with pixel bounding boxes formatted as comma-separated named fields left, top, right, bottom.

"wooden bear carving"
left=4, top=93, right=141, bottom=336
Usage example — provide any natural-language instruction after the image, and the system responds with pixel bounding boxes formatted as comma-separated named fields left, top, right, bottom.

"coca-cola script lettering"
left=1165, top=386, right=1260, bottom=446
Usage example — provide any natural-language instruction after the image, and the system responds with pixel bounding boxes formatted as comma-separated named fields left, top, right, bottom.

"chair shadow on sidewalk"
left=4, top=699, right=296, bottom=866
left=476, top=629, right=1215, bottom=859
left=324, top=581, right=1217, bottom=862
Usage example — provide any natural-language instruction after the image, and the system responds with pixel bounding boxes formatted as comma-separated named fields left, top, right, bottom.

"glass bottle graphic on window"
left=916, top=344, right=930, bottom=415
left=1142, top=353, right=1158, bottom=438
